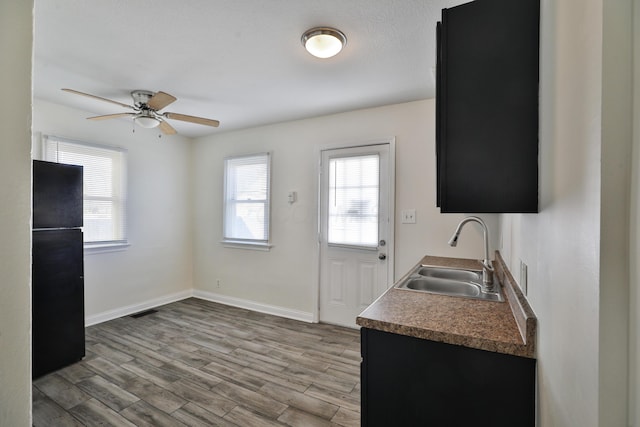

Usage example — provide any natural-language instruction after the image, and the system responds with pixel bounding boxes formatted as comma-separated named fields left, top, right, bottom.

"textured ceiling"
left=33, top=0, right=469, bottom=137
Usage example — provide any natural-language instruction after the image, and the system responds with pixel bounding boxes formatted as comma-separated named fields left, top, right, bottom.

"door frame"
left=312, top=138, right=396, bottom=323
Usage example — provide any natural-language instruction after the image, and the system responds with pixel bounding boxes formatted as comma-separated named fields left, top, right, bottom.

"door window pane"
left=328, top=154, right=379, bottom=247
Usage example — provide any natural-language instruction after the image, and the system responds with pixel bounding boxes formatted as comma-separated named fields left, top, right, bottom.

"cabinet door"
left=437, top=0, right=540, bottom=213
left=32, top=229, right=85, bottom=378
left=33, top=160, right=83, bottom=229
left=361, top=328, right=535, bottom=426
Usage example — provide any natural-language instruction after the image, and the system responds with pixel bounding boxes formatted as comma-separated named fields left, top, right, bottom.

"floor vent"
left=129, top=309, right=158, bottom=318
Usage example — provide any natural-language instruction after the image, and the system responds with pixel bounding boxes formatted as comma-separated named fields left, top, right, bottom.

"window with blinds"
left=223, top=153, right=270, bottom=245
left=328, top=154, right=380, bottom=248
left=43, top=135, right=128, bottom=246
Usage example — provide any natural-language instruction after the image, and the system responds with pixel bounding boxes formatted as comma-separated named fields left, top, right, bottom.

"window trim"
left=42, top=135, right=128, bottom=249
left=222, top=152, right=272, bottom=249
left=84, top=241, right=131, bottom=254
left=220, top=240, right=273, bottom=251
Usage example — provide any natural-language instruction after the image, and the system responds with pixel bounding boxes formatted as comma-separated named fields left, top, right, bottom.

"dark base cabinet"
left=32, top=229, right=85, bottom=378
left=361, top=328, right=535, bottom=427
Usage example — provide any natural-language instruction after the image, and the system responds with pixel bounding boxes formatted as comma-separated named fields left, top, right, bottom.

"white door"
left=319, top=144, right=392, bottom=328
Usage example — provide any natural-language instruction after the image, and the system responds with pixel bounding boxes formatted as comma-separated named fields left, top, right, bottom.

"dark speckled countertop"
left=356, top=252, right=537, bottom=358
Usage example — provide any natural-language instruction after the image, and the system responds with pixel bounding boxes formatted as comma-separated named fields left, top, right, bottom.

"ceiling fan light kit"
left=134, top=115, right=160, bottom=129
left=301, top=27, right=347, bottom=59
left=61, top=88, right=220, bottom=135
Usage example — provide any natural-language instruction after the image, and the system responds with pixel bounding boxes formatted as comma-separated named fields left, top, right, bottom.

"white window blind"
left=223, top=153, right=270, bottom=244
left=43, top=135, right=128, bottom=245
left=328, top=154, right=379, bottom=248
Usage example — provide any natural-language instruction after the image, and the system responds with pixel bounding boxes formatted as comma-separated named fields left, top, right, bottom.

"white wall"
left=0, top=1, right=33, bottom=425
left=500, top=0, right=602, bottom=425
left=500, top=0, right=634, bottom=425
left=630, top=0, right=640, bottom=424
left=599, top=0, right=633, bottom=424
left=192, top=99, right=498, bottom=317
left=32, top=100, right=194, bottom=323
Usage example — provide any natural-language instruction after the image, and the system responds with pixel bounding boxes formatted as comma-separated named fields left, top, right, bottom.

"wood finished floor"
left=33, top=298, right=361, bottom=427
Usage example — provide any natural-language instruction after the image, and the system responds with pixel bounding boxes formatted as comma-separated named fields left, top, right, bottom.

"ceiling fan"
left=62, top=88, right=220, bottom=135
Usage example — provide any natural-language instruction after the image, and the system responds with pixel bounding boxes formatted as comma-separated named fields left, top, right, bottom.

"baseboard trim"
left=192, top=290, right=315, bottom=324
left=85, top=290, right=193, bottom=326
left=85, top=289, right=315, bottom=326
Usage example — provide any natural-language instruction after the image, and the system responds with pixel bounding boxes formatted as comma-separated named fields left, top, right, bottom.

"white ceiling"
left=33, top=0, right=469, bottom=138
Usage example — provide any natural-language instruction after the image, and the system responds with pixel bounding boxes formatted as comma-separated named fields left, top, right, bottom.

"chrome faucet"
left=447, top=216, right=495, bottom=291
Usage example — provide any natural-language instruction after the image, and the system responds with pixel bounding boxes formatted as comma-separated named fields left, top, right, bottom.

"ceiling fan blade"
left=62, top=88, right=134, bottom=109
left=159, top=120, right=177, bottom=135
left=87, top=113, right=136, bottom=121
left=147, top=91, right=177, bottom=111
left=164, top=112, right=220, bottom=127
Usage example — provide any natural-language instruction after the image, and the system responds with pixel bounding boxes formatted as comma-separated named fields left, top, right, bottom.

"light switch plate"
left=401, top=209, right=416, bottom=224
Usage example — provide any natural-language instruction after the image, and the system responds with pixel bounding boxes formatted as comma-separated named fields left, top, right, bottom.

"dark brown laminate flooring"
left=33, top=298, right=361, bottom=426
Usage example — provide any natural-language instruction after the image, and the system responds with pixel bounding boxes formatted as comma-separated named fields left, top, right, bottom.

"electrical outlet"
left=216, top=279, right=221, bottom=288
left=519, top=260, right=528, bottom=295
left=401, top=209, right=416, bottom=224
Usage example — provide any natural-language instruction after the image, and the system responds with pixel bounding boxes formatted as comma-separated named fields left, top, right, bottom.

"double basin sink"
left=395, top=264, right=504, bottom=302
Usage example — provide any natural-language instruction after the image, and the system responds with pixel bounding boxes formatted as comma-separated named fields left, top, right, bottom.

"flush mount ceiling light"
left=301, top=27, right=347, bottom=59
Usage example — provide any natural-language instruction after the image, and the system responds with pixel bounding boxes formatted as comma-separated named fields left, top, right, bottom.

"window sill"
left=84, top=241, right=130, bottom=255
left=221, top=240, right=273, bottom=251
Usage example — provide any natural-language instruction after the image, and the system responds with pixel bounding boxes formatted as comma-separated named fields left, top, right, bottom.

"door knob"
left=379, top=239, right=386, bottom=247
left=378, top=253, right=386, bottom=260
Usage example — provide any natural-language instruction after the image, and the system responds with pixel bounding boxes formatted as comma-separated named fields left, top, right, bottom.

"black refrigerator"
left=32, top=160, right=85, bottom=378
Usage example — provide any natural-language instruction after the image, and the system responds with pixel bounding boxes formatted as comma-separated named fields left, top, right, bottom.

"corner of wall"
left=0, top=1, right=34, bottom=425
left=599, top=0, right=633, bottom=424
left=628, top=0, right=640, bottom=424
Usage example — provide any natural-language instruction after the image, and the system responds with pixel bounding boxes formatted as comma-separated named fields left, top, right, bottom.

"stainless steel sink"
left=416, top=266, right=481, bottom=283
left=395, top=265, right=503, bottom=302
left=404, top=277, right=482, bottom=297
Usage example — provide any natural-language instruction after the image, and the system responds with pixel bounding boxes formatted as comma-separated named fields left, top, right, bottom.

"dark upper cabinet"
left=33, top=160, right=83, bottom=228
left=436, top=0, right=540, bottom=213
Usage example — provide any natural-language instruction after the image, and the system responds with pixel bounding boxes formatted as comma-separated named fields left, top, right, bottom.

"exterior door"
left=319, top=144, right=392, bottom=328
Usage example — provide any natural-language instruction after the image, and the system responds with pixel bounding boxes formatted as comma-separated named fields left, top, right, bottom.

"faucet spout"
left=447, top=216, right=494, bottom=289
